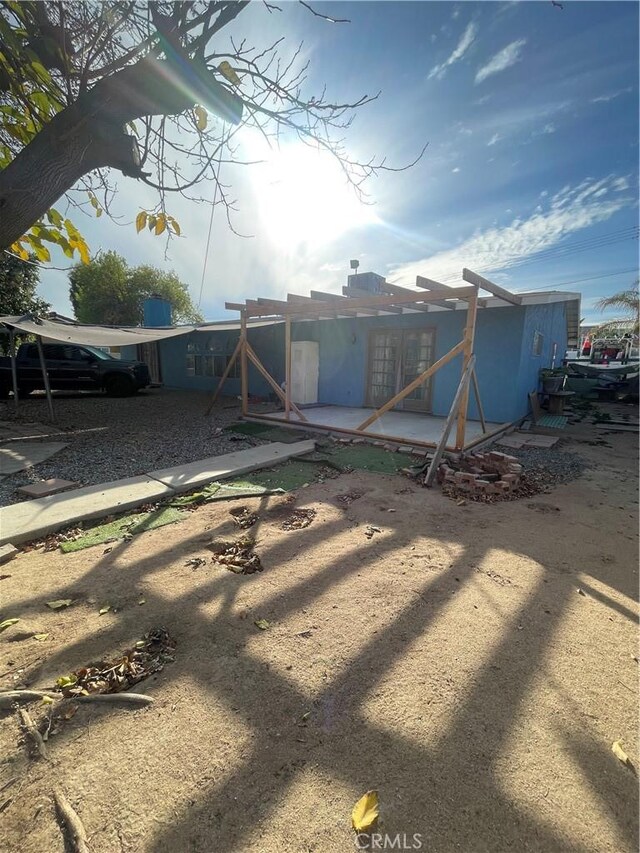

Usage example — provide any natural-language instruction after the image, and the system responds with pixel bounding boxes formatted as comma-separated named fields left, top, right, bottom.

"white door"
left=291, top=341, right=319, bottom=404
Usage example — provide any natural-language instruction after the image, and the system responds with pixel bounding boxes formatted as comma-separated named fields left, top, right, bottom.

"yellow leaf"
left=155, top=215, right=166, bottom=236
left=136, top=211, right=147, bottom=233
left=41, top=695, right=54, bottom=705
left=351, top=790, right=379, bottom=833
left=30, top=240, right=50, bottom=263
left=9, top=241, right=28, bottom=260
left=194, top=105, right=207, bottom=131
left=612, top=740, right=636, bottom=772
left=0, top=618, right=19, bottom=633
left=218, top=61, right=241, bottom=86
left=33, top=633, right=49, bottom=641
left=169, top=217, right=181, bottom=237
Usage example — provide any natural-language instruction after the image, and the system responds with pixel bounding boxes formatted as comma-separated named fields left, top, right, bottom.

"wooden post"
left=455, top=286, right=479, bottom=450
left=245, top=342, right=308, bottom=422
left=240, top=310, right=248, bottom=416
left=356, top=339, right=466, bottom=432
left=9, top=329, right=19, bottom=412
left=36, top=335, right=55, bottom=422
left=285, top=316, right=291, bottom=421
left=423, top=356, right=475, bottom=487
left=204, top=337, right=242, bottom=416
left=471, top=367, right=487, bottom=434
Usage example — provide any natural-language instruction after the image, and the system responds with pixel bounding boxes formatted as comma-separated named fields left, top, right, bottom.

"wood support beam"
left=310, top=290, right=380, bottom=316
left=342, top=286, right=403, bottom=312
left=471, top=367, right=487, bottom=434
left=416, top=275, right=487, bottom=307
left=205, top=337, right=242, bottom=416
left=423, top=355, right=475, bottom=487
left=245, top=342, right=308, bottom=422
left=356, top=339, right=466, bottom=432
left=455, top=286, right=479, bottom=450
left=286, top=293, right=356, bottom=317
left=240, top=311, right=248, bottom=416
left=462, top=268, right=522, bottom=305
left=285, top=316, right=291, bottom=420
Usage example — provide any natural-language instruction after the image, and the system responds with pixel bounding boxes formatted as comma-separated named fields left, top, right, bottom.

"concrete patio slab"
left=148, top=440, right=316, bottom=492
left=0, top=442, right=68, bottom=476
left=0, top=421, right=62, bottom=442
left=0, top=476, right=174, bottom=546
left=17, top=478, right=79, bottom=498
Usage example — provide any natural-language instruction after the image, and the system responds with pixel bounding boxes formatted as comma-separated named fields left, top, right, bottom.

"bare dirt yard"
left=1, top=414, right=638, bottom=852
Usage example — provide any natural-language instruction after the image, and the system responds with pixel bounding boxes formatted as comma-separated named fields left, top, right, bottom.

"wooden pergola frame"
left=210, top=269, right=521, bottom=455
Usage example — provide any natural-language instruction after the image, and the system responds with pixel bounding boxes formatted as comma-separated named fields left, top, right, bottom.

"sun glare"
left=243, top=136, right=377, bottom=249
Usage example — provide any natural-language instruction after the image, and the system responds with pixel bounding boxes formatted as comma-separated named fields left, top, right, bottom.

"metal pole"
left=9, top=329, right=19, bottom=412
left=36, top=335, right=55, bottom=422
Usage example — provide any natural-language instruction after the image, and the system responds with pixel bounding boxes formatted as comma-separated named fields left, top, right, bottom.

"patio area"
left=259, top=405, right=506, bottom=447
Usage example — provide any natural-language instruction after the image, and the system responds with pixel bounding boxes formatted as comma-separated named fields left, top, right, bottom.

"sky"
left=36, top=0, right=639, bottom=325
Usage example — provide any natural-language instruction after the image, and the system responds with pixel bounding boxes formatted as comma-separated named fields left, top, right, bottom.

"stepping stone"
left=524, top=435, right=559, bottom=448
left=17, top=478, right=78, bottom=498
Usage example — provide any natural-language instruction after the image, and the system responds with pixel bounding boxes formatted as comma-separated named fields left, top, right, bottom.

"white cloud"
left=452, top=167, right=461, bottom=173
left=428, top=22, right=478, bottom=80
left=389, top=174, right=634, bottom=284
left=591, top=87, right=632, bottom=104
left=541, top=123, right=556, bottom=134
left=475, top=38, right=526, bottom=85
left=487, top=133, right=501, bottom=146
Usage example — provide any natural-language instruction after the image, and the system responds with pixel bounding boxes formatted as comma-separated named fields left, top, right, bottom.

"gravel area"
left=493, top=442, right=591, bottom=485
left=0, top=389, right=272, bottom=506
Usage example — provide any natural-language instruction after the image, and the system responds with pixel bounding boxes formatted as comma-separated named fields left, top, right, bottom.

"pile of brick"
left=436, top=450, right=523, bottom=496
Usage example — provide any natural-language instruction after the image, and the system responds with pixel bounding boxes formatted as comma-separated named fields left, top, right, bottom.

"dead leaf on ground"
left=0, top=618, right=19, bottom=633
left=281, top=508, right=316, bottom=531
left=229, top=506, right=258, bottom=529
left=98, top=606, right=111, bottom=616
left=612, top=740, right=637, bottom=774
left=352, top=789, right=379, bottom=833
left=46, top=599, right=73, bottom=610
left=364, top=525, right=381, bottom=539
left=209, top=536, right=263, bottom=574
left=33, top=633, right=49, bottom=641
left=254, top=619, right=271, bottom=630
left=185, top=557, right=207, bottom=569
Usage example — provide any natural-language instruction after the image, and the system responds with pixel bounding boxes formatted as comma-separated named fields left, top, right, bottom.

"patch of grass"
left=224, top=422, right=272, bottom=436
left=60, top=507, right=184, bottom=553
left=325, top=444, right=406, bottom=474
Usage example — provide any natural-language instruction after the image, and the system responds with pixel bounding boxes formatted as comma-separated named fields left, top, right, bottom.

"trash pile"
left=229, top=506, right=258, bottom=529
left=55, top=627, right=176, bottom=698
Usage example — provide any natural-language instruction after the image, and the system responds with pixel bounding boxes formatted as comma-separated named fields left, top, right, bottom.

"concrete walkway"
left=0, top=440, right=315, bottom=546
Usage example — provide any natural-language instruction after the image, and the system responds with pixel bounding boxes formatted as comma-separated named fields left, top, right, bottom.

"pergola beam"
left=342, top=286, right=403, bottom=313
left=416, top=275, right=487, bottom=308
left=462, top=268, right=522, bottom=305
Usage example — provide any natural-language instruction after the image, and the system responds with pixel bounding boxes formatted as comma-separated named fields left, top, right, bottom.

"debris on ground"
left=184, top=557, right=207, bottom=569
left=53, top=787, right=89, bottom=853
left=364, top=525, right=382, bottom=539
left=208, top=535, right=263, bottom=574
left=254, top=619, right=271, bottom=630
left=281, top=508, right=316, bottom=531
left=335, top=492, right=363, bottom=506
left=352, top=789, right=379, bottom=833
left=18, top=707, right=48, bottom=760
left=54, top=627, right=176, bottom=699
left=46, top=599, right=73, bottom=610
left=229, top=506, right=259, bottom=529
left=612, top=740, right=636, bottom=774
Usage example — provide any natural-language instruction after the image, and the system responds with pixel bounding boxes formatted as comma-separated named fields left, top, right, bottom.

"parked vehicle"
left=0, top=342, right=150, bottom=398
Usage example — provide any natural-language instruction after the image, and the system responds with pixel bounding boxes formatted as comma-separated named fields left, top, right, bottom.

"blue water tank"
left=143, top=295, right=173, bottom=327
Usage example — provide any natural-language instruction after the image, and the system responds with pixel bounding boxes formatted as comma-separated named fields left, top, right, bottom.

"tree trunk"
left=0, top=57, right=203, bottom=250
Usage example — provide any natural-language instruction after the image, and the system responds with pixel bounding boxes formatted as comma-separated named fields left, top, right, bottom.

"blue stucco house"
left=124, top=277, right=580, bottom=433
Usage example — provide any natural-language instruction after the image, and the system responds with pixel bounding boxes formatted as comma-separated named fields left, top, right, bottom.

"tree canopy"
left=0, top=252, right=50, bottom=317
left=595, top=284, right=640, bottom=337
left=0, top=1, right=420, bottom=263
left=69, top=251, right=203, bottom=325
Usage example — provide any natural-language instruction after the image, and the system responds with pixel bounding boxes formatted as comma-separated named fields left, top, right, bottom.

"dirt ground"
left=1, top=414, right=638, bottom=853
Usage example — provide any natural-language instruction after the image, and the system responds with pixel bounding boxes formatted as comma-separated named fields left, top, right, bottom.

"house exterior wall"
left=515, top=301, right=568, bottom=410
left=124, top=301, right=568, bottom=425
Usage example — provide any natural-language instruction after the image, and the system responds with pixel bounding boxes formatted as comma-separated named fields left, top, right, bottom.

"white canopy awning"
left=0, top=316, right=197, bottom=346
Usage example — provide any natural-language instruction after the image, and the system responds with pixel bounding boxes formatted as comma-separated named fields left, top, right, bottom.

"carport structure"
left=0, top=314, right=196, bottom=421
left=221, top=269, right=525, bottom=465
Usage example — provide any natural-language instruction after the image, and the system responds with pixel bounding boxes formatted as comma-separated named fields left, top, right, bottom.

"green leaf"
left=0, top=618, right=19, bottom=633
left=254, top=619, right=271, bottom=630
left=55, top=674, right=77, bottom=688
left=46, top=208, right=63, bottom=228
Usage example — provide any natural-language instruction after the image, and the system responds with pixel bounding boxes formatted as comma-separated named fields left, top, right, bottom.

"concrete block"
left=397, top=445, right=415, bottom=454
left=0, top=543, right=18, bottom=565
left=0, top=476, right=174, bottom=547
left=148, top=440, right=316, bottom=492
